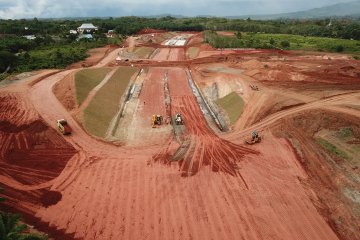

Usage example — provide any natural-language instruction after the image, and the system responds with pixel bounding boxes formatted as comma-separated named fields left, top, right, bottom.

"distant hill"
left=230, top=1, right=360, bottom=20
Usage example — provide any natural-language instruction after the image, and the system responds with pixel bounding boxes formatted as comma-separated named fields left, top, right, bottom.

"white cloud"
left=0, top=0, right=355, bottom=19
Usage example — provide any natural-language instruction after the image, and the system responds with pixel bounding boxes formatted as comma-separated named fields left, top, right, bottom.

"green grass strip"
left=316, top=137, right=350, bottom=160
left=84, top=66, right=139, bottom=138
left=75, top=68, right=112, bottom=105
left=216, top=92, right=244, bottom=125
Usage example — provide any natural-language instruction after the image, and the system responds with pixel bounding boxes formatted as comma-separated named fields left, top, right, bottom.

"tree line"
left=0, top=16, right=359, bottom=78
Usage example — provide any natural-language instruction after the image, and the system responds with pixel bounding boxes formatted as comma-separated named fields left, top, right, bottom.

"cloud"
left=0, top=0, right=355, bottom=19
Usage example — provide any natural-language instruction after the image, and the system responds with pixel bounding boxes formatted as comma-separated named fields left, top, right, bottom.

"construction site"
left=0, top=31, right=360, bottom=240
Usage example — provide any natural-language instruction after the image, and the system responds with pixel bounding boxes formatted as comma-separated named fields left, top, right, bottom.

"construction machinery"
left=57, top=119, right=72, bottom=135
left=245, top=131, right=261, bottom=145
left=152, top=115, right=163, bottom=128
left=175, top=113, right=184, bottom=125
left=250, top=85, right=259, bottom=91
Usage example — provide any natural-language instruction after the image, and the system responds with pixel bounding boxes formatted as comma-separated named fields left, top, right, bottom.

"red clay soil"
left=139, top=68, right=167, bottom=118
left=152, top=68, right=257, bottom=178
left=69, top=45, right=118, bottom=68
left=1, top=34, right=358, bottom=240
left=53, top=71, right=77, bottom=111
left=137, top=28, right=167, bottom=34
left=0, top=93, right=77, bottom=185
left=273, top=110, right=360, bottom=240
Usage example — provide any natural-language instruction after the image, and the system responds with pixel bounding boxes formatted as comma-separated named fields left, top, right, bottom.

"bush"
left=335, top=45, right=344, bottom=52
left=0, top=51, right=17, bottom=72
left=280, top=40, right=290, bottom=48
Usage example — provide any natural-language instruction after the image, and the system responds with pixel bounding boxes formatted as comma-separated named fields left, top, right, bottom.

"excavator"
left=152, top=114, right=163, bottom=128
left=175, top=113, right=184, bottom=125
left=245, top=131, right=261, bottom=144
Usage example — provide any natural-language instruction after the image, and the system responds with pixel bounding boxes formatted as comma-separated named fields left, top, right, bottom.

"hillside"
left=232, top=1, right=360, bottom=19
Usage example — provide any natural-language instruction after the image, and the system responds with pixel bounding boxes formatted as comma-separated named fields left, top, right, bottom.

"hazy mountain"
left=231, top=1, right=360, bottom=19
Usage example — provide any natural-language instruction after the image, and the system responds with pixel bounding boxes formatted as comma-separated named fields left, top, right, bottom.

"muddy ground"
left=0, top=31, right=359, bottom=240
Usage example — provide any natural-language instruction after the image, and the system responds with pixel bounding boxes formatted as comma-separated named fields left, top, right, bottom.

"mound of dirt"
left=53, top=72, right=77, bottom=111
left=241, top=59, right=263, bottom=69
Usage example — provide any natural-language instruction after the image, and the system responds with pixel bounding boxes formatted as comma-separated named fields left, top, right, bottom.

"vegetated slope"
left=216, top=92, right=244, bottom=124
left=75, top=68, right=112, bottom=105
left=83, top=67, right=139, bottom=137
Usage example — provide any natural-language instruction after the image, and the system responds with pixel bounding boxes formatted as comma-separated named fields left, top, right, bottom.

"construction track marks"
left=152, top=68, right=258, bottom=178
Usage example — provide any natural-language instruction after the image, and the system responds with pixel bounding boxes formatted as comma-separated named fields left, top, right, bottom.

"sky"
left=0, top=0, right=356, bottom=19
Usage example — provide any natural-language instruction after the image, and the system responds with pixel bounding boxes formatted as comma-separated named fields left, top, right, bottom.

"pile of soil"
left=53, top=72, right=77, bottom=111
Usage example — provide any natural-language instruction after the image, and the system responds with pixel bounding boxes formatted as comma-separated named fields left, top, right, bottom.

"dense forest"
left=0, top=16, right=359, bottom=79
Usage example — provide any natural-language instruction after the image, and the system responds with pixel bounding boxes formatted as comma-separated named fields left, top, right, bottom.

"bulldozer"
left=57, top=119, right=72, bottom=135
left=175, top=113, right=184, bottom=125
left=152, top=114, right=163, bottom=128
left=245, top=131, right=261, bottom=145
left=250, top=85, right=259, bottom=91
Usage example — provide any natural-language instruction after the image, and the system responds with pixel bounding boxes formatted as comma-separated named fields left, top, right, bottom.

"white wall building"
left=77, top=23, right=98, bottom=33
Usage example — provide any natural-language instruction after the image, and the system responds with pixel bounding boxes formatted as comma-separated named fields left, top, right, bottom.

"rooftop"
left=78, top=23, right=97, bottom=29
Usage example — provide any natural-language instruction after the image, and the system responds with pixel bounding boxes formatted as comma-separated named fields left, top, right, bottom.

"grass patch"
left=216, top=92, right=244, bottom=124
left=187, top=47, right=200, bottom=59
left=84, top=66, right=139, bottom=138
left=204, top=31, right=360, bottom=54
left=134, top=47, right=155, bottom=58
left=336, top=127, right=354, bottom=140
left=316, top=137, right=350, bottom=160
left=75, top=68, right=112, bottom=105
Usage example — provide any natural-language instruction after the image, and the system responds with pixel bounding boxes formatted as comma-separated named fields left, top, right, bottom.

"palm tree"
left=0, top=212, right=48, bottom=240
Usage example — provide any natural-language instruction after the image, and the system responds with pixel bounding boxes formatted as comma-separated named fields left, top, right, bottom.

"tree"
left=0, top=51, right=17, bottom=73
left=280, top=40, right=290, bottom=49
left=335, top=45, right=344, bottom=52
left=235, top=31, right=242, bottom=39
left=0, top=212, right=48, bottom=240
left=269, top=38, right=275, bottom=45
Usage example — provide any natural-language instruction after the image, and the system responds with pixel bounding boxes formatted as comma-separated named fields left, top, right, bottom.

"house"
left=69, top=30, right=77, bottom=35
left=77, top=23, right=98, bottom=33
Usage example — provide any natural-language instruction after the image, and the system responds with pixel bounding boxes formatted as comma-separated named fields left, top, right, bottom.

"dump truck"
left=57, top=119, right=72, bottom=135
left=175, top=113, right=184, bottom=125
left=245, top=131, right=261, bottom=144
left=152, top=115, right=163, bottom=128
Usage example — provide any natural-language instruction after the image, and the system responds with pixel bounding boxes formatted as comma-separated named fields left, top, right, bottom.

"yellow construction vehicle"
left=245, top=131, right=261, bottom=144
left=152, top=114, right=163, bottom=128
left=57, top=119, right=72, bottom=135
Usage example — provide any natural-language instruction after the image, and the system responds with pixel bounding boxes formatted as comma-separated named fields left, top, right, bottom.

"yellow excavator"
left=245, top=131, right=261, bottom=145
left=152, top=115, right=163, bottom=128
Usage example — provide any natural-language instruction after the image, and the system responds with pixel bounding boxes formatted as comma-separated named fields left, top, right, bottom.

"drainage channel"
left=185, top=68, right=226, bottom=132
